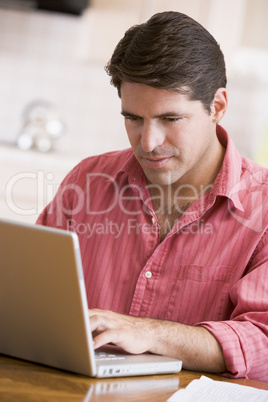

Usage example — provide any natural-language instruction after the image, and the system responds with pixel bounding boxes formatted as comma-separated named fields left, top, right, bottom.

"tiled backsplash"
left=0, top=7, right=129, bottom=159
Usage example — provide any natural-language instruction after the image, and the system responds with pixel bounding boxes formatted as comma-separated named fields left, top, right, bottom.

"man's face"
left=121, top=82, right=221, bottom=190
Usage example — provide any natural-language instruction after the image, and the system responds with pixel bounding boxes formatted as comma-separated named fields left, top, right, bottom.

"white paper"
left=167, top=375, right=268, bottom=402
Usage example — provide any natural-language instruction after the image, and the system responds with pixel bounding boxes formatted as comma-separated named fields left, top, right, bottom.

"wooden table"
left=0, top=354, right=267, bottom=401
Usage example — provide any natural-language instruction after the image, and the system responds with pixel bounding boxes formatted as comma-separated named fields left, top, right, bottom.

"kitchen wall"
left=0, top=3, right=126, bottom=158
left=0, top=0, right=268, bottom=222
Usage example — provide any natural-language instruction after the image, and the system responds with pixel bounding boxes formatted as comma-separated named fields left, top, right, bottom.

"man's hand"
left=89, top=308, right=227, bottom=373
left=89, top=309, right=157, bottom=354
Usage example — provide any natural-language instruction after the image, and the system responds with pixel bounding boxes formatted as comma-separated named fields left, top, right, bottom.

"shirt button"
left=145, top=271, right=152, bottom=279
left=152, top=217, right=156, bottom=225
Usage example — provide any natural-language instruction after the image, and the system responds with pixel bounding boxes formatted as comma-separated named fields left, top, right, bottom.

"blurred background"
left=0, top=0, right=268, bottom=223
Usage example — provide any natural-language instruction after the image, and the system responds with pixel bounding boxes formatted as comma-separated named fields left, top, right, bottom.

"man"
left=37, top=11, right=268, bottom=381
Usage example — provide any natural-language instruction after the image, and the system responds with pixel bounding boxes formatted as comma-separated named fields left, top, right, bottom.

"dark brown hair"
left=105, top=11, right=227, bottom=113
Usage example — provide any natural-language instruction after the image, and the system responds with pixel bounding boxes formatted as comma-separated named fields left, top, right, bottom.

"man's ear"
left=210, top=88, right=228, bottom=123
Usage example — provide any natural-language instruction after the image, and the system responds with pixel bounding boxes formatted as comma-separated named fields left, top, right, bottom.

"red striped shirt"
left=37, top=125, right=268, bottom=381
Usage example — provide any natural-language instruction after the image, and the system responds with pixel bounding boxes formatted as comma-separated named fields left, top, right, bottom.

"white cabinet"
left=0, top=145, right=80, bottom=223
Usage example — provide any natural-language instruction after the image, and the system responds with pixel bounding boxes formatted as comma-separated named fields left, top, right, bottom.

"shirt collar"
left=115, top=149, right=146, bottom=186
left=211, top=125, right=244, bottom=211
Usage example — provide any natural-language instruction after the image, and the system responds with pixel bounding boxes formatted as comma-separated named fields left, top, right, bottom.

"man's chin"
left=144, top=170, right=181, bottom=188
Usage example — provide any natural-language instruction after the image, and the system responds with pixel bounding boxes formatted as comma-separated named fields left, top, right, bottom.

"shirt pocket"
left=164, top=264, right=235, bottom=324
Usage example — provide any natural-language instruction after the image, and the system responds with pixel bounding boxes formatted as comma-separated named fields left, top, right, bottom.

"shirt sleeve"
left=199, top=230, right=268, bottom=381
left=36, top=163, right=81, bottom=229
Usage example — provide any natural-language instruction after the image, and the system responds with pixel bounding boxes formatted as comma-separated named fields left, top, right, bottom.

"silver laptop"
left=0, top=218, right=182, bottom=378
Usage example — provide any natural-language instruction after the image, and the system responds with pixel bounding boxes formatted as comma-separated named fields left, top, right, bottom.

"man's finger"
left=89, top=313, right=111, bottom=332
left=93, top=329, right=120, bottom=349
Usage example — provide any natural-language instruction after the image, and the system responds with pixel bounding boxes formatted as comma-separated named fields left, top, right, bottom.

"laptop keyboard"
left=95, top=351, right=126, bottom=361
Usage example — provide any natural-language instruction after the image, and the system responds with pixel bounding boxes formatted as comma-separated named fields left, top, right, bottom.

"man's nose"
left=140, top=122, right=165, bottom=153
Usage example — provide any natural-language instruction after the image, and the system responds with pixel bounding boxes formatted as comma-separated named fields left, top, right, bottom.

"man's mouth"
left=142, top=156, right=173, bottom=168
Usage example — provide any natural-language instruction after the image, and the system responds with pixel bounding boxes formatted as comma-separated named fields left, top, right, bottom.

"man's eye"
left=125, top=116, right=140, bottom=122
left=163, top=117, right=182, bottom=123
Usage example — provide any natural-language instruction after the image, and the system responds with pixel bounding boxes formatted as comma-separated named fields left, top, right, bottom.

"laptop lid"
left=0, top=219, right=182, bottom=377
left=0, top=218, right=96, bottom=376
